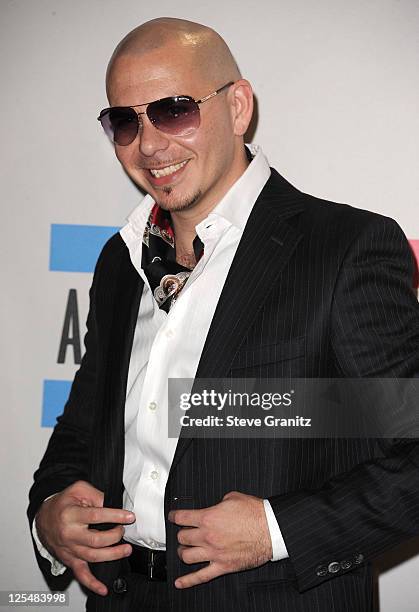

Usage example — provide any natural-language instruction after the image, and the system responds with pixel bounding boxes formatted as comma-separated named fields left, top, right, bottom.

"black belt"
left=125, top=541, right=167, bottom=581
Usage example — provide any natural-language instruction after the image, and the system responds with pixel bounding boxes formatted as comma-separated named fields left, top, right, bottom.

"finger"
left=68, top=506, right=135, bottom=526
left=86, top=507, right=135, bottom=525
left=177, top=545, right=209, bottom=565
left=168, top=508, right=204, bottom=528
left=74, top=542, right=132, bottom=564
left=73, top=525, right=125, bottom=548
left=174, top=563, right=221, bottom=589
left=71, top=558, right=108, bottom=596
left=177, top=527, right=203, bottom=547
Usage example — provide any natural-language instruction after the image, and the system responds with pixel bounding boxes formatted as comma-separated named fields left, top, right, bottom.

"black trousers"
left=86, top=573, right=169, bottom=612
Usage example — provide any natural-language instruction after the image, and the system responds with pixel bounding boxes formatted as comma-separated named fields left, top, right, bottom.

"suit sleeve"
left=27, top=238, right=106, bottom=580
left=268, top=215, right=419, bottom=592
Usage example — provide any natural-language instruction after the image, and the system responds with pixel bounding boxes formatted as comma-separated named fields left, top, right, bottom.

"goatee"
left=158, top=189, right=202, bottom=212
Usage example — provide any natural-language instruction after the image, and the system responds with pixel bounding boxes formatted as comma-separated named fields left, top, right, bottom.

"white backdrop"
left=1, top=1, right=418, bottom=610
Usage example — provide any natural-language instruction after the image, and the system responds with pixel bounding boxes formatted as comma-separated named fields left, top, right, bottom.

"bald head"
left=106, top=18, right=241, bottom=100
left=103, top=18, right=254, bottom=218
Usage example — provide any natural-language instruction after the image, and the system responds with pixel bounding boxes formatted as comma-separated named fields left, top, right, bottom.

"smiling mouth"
left=148, top=159, right=189, bottom=178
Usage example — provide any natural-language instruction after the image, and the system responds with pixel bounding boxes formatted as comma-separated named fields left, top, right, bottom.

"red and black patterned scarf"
left=142, top=204, right=204, bottom=313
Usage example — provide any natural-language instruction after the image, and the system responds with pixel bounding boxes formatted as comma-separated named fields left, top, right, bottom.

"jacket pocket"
left=231, top=336, right=306, bottom=369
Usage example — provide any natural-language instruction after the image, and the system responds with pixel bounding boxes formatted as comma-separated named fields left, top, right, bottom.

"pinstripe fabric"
left=86, top=567, right=170, bottom=612
left=28, top=169, right=419, bottom=611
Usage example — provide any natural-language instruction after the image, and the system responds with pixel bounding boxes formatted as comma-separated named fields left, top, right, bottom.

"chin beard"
left=157, top=188, right=202, bottom=212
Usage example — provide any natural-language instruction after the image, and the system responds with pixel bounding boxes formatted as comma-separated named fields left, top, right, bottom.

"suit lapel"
left=169, top=170, right=305, bottom=474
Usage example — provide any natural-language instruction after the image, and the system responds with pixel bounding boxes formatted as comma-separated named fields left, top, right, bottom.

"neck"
left=170, top=208, right=202, bottom=269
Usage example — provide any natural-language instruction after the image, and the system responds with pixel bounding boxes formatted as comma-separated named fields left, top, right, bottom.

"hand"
left=35, top=480, right=135, bottom=596
left=168, top=491, right=272, bottom=589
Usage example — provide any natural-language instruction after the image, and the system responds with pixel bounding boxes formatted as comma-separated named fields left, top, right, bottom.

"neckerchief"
left=141, top=204, right=204, bottom=312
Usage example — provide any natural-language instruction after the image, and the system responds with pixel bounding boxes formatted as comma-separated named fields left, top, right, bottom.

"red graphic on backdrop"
left=409, top=240, right=419, bottom=289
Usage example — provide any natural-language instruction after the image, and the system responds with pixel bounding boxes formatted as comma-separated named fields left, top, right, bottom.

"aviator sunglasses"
left=98, top=81, right=234, bottom=146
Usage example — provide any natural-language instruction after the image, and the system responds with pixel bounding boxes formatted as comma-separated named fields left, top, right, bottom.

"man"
left=28, top=17, right=419, bottom=612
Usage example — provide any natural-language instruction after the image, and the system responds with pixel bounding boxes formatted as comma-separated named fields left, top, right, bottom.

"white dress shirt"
left=33, top=144, right=288, bottom=574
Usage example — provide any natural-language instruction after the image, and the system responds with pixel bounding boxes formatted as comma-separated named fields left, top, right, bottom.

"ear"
left=229, top=79, right=254, bottom=137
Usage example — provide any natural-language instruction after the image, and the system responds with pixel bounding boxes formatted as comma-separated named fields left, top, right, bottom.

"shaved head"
left=103, top=17, right=253, bottom=222
left=106, top=18, right=241, bottom=100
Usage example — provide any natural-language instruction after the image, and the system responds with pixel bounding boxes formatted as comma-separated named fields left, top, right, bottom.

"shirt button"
left=148, top=401, right=157, bottom=411
left=165, top=329, right=174, bottom=338
left=328, top=562, right=341, bottom=574
left=150, top=470, right=159, bottom=480
left=148, top=539, right=156, bottom=547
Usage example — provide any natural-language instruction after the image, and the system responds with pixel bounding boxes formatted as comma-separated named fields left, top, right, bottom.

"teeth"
left=149, top=160, right=188, bottom=178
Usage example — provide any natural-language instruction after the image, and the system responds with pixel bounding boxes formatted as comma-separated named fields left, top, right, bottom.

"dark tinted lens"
left=99, top=107, right=139, bottom=145
left=147, top=96, right=200, bottom=135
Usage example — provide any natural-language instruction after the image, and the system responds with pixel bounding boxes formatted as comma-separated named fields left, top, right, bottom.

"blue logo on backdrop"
left=42, top=380, right=73, bottom=428
left=49, top=224, right=119, bottom=273
left=42, top=224, right=119, bottom=427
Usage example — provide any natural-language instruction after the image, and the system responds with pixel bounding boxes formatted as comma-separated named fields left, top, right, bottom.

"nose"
left=138, top=113, right=170, bottom=157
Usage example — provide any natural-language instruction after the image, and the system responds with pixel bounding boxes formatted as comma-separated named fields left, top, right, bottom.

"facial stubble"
left=158, top=186, right=203, bottom=212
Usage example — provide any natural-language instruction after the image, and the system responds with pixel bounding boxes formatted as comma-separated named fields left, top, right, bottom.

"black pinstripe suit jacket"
left=28, top=168, right=419, bottom=611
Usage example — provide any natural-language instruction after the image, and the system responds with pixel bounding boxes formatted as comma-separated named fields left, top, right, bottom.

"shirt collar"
left=196, top=144, right=270, bottom=235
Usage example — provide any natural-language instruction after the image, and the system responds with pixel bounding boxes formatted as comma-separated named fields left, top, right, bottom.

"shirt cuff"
left=32, top=495, right=67, bottom=576
left=263, top=499, right=289, bottom=562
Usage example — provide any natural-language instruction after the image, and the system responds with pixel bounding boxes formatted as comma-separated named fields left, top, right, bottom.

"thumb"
left=222, top=490, right=240, bottom=502
left=68, top=480, right=104, bottom=508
